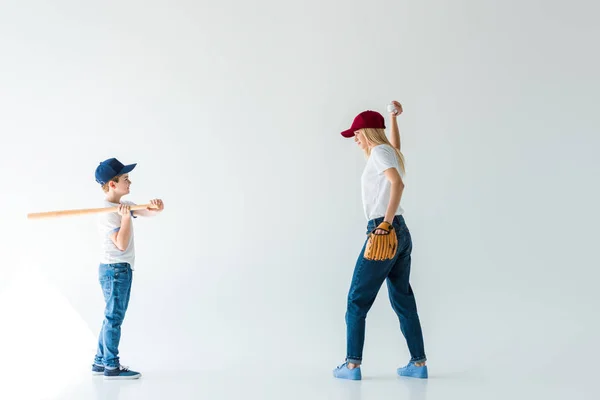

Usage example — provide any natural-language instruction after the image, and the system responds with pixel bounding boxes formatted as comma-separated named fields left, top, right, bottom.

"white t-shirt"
left=361, top=144, right=405, bottom=221
left=98, top=200, right=136, bottom=269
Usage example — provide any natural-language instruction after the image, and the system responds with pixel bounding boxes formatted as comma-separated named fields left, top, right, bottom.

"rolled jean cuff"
left=346, top=357, right=362, bottom=365
left=411, top=356, right=427, bottom=363
left=104, top=359, right=120, bottom=369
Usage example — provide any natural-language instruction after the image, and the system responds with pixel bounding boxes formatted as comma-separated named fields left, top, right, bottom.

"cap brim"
left=341, top=128, right=355, bottom=138
left=119, top=163, right=137, bottom=175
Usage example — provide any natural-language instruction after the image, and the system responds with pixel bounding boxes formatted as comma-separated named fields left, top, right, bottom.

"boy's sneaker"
left=91, top=364, right=105, bottom=376
left=104, top=365, right=141, bottom=380
left=333, top=362, right=362, bottom=380
left=397, top=361, right=428, bottom=379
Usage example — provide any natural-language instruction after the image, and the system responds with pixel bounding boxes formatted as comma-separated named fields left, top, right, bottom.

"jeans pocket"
left=114, top=269, right=128, bottom=280
left=109, top=264, right=129, bottom=278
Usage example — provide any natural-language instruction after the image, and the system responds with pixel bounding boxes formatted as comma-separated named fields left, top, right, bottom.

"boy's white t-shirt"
left=98, top=200, right=136, bottom=269
left=361, top=144, right=405, bottom=221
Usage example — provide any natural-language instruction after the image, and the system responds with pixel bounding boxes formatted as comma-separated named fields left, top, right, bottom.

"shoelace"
left=398, top=362, right=412, bottom=370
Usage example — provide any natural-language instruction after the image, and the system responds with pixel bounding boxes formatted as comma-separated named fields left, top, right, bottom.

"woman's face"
left=354, top=130, right=369, bottom=150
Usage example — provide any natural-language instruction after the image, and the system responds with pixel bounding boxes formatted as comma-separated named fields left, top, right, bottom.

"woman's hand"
left=373, top=221, right=394, bottom=235
left=389, top=100, right=403, bottom=117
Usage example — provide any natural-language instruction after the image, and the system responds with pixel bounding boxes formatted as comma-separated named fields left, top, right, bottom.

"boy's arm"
left=132, top=198, right=164, bottom=217
left=110, top=204, right=133, bottom=251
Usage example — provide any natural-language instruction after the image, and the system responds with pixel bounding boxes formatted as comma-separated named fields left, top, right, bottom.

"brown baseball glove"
left=364, top=221, right=398, bottom=261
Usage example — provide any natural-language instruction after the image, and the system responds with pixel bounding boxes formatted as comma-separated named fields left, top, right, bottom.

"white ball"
left=387, top=103, right=397, bottom=114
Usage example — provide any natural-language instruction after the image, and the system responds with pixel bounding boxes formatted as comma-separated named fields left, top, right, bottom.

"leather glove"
left=364, top=221, right=398, bottom=261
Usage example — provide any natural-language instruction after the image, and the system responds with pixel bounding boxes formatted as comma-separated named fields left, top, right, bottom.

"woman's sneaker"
left=397, top=361, right=428, bottom=379
left=333, top=362, right=362, bottom=380
left=104, top=365, right=141, bottom=380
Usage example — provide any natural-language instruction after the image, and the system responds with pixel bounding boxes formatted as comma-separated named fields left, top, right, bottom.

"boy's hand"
left=147, top=199, right=164, bottom=212
left=117, top=204, right=131, bottom=218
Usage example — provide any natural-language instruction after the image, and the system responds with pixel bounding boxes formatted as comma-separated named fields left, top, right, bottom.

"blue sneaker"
left=333, top=362, right=362, bottom=380
left=397, top=361, right=428, bottom=379
left=103, top=365, right=141, bottom=380
left=91, top=364, right=105, bottom=376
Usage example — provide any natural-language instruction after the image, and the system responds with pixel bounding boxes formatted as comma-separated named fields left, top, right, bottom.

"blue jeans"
left=345, top=215, right=426, bottom=365
left=94, top=263, right=133, bottom=368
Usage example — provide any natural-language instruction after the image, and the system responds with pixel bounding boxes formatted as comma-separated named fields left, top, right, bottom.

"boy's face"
left=110, top=174, right=131, bottom=195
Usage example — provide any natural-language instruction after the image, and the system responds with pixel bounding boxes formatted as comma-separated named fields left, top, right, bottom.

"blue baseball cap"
left=95, top=158, right=137, bottom=185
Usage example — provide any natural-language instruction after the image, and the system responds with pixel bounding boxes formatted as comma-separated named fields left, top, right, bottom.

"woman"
left=333, top=101, right=427, bottom=380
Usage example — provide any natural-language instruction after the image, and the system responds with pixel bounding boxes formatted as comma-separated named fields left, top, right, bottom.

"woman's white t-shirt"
left=361, top=144, right=404, bottom=221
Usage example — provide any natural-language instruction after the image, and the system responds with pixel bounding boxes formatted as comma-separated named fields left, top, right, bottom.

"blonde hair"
left=359, top=128, right=406, bottom=175
left=102, top=175, right=121, bottom=192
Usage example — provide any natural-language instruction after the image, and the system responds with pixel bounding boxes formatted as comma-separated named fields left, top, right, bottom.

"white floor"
left=26, top=368, right=596, bottom=400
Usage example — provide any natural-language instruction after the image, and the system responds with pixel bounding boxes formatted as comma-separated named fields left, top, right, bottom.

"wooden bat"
left=27, top=203, right=158, bottom=219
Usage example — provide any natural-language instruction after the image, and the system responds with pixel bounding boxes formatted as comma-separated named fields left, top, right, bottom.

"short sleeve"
left=370, top=145, right=399, bottom=174
left=98, top=211, right=121, bottom=236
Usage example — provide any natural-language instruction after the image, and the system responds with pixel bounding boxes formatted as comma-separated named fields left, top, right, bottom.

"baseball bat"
left=27, top=203, right=158, bottom=220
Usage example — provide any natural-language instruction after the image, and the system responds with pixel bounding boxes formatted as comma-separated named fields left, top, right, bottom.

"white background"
left=0, top=1, right=598, bottom=399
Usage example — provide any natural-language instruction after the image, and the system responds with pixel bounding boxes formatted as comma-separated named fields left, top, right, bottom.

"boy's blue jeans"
left=93, top=263, right=133, bottom=368
left=346, top=215, right=427, bottom=365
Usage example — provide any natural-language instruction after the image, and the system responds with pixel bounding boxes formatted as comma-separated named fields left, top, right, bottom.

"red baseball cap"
left=341, top=110, right=386, bottom=138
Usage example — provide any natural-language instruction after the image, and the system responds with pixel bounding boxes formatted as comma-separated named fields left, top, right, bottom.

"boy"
left=92, top=158, right=164, bottom=380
